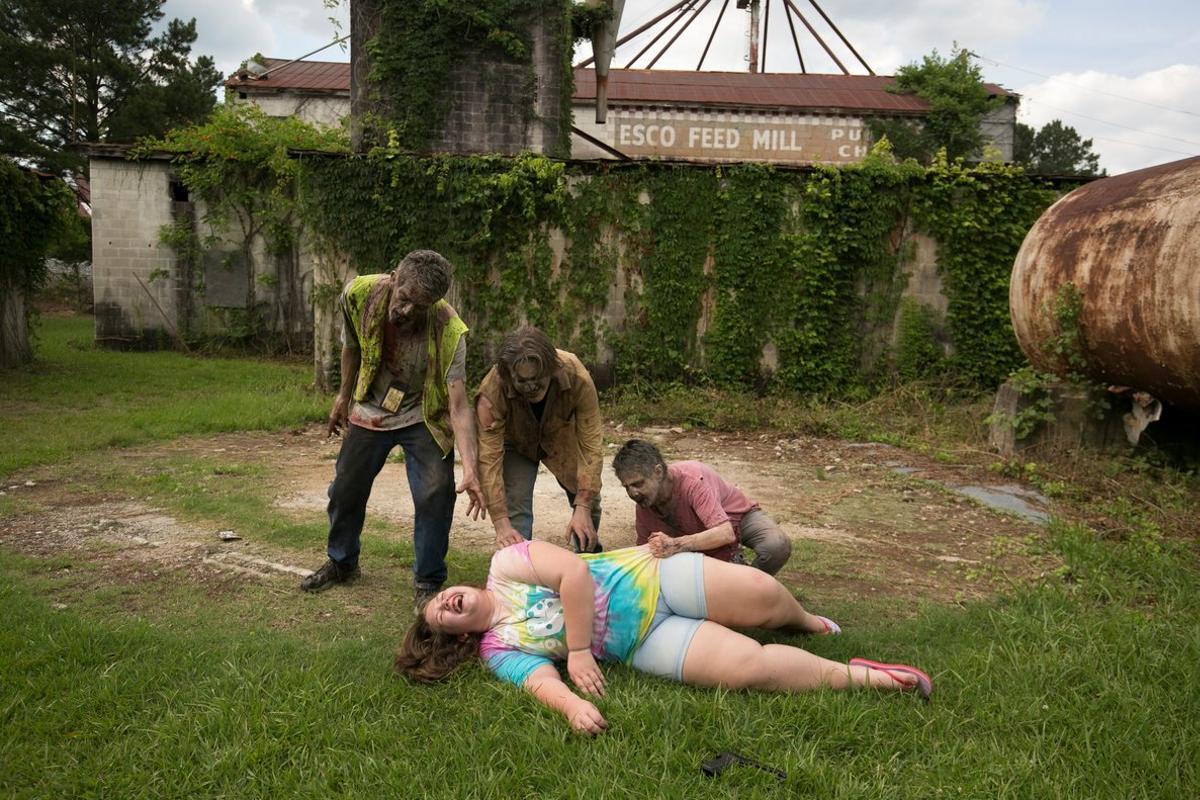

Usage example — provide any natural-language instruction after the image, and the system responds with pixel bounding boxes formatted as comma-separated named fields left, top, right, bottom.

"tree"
left=0, top=0, right=222, bottom=174
left=869, top=47, right=999, bottom=163
left=1, top=160, right=74, bottom=366
left=1013, top=119, right=1104, bottom=176
left=1012, top=121, right=1035, bottom=165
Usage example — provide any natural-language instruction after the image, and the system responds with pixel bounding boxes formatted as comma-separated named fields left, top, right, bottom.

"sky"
left=162, top=0, right=1200, bottom=175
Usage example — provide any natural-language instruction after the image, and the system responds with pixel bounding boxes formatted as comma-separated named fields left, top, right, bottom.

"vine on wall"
left=705, top=163, right=790, bottom=387
left=915, top=152, right=1057, bottom=387
left=367, top=0, right=574, bottom=156
left=614, top=167, right=718, bottom=384
left=138, top=104, right=347, bottom=349
left=297, top=149, right=1057, bottom=393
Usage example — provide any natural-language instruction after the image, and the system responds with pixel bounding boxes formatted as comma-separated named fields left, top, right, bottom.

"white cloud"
left=1016, top=64, right=1200, bottom=175
left=832, top=0, right=1044, bottom=73
left=163, top=0, right=279, bottom=75
left=162, top=0, right=348, bottom=78
left=250, top=0, right=349, bottom=42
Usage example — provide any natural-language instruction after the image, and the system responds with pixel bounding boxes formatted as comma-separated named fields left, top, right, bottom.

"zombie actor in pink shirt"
left=613, top=439, right=793, bottom=575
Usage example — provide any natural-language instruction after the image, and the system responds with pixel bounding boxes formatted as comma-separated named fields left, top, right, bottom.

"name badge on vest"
left=381, top=384, right=406, bottom=413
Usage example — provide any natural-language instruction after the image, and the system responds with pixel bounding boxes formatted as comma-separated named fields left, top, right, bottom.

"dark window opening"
left=169, top=180, right=189, bottom=202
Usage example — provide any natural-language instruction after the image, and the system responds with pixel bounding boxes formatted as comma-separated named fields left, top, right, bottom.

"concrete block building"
left=226, top=58, right=350, bottom=128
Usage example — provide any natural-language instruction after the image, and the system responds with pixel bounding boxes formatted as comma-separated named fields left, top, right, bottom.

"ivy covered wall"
left=353, top=0, right=573, bottom=157
left=298, top=147, right=1057, bottom=394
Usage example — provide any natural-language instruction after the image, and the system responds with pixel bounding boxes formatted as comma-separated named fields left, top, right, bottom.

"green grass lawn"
left=0, top=314, right=327, bottom=477
left=2, top=315, right=1198, bottom=798
left=3, top=528, right=1196, bottom=799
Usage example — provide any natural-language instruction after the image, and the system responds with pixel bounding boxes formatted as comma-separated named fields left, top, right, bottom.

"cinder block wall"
left=429, top=12, right=568, bottom=156
left=350, top=0, right=568, bottom=157
left=239, top=93, right=349, bottom=129
left=90, top=158, right=178, bottom=347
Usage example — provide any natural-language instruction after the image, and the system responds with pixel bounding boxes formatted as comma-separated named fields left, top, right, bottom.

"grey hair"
left=497, top=325, right=562, bottom=389
left=612, top=439, right=667, bottom=479
left=393, top=250, right=452, bottom=303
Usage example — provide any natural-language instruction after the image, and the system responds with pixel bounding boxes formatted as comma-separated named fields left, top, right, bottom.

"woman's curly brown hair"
left=394, top=602, right=483, bottom=682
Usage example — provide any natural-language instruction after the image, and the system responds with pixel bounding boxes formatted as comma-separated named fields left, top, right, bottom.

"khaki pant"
left=737, top=508, right=792, bottom=575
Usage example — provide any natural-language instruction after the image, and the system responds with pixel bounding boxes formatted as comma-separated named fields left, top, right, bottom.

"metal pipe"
left=626, top=0, right=702, bottom=68
left=571, top=125, right=632, bottom=160
left=782, top=0, right=846, bottom=74
left=648, top=0, right=713, bottom=70
left=258, top=34, right=350, bottom=78
left=782, top=0, right=805, bottom=72
left=804, top=0, right=873, bottom=74
left=748, top=0, right=760, bottom=73
left=760, top=0, right=771, bottom=72
left=697, top=0, right=731, bottom=70
left=577, top=0, right=691, bottom=69
left=590, top=0, right=627, bottom=124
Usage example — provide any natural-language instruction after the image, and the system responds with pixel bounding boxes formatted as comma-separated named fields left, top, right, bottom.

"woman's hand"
left=567, top=698, right=608, bottom=735
left=567, top=649, right=606, bottom=697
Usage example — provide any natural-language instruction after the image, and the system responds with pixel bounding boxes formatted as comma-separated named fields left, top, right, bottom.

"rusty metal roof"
left=225, top=58, right=350, bottom=94
left=574, top=68, right=1013, bottom=114
left=221, top=58, right=1014, bottom=113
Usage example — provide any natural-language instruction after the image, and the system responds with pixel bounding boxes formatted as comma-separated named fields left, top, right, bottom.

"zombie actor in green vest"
left=301, top=250, right=484, bottom=600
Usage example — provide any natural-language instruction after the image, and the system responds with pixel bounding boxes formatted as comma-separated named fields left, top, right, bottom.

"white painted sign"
left=609, top=114, right=871, bottom=164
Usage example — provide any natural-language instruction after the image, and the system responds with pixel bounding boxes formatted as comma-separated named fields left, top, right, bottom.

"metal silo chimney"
left=587, top=0, right=625, bottom=124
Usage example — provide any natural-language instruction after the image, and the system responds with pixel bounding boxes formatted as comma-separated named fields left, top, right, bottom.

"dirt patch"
left=0, top=424, right=1058, bottom=610
left=0, top=500, right=312, bottom=588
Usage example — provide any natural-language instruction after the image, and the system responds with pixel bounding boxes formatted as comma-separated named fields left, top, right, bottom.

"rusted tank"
left=1010, top=155, right=1200, bottom=411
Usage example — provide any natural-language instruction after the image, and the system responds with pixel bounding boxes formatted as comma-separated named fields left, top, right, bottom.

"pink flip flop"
left=849, top=657, right=932, bottom=700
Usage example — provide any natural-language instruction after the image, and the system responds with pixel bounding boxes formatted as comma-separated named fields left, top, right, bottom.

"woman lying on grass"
left=395, top=541, right=931, bottom=734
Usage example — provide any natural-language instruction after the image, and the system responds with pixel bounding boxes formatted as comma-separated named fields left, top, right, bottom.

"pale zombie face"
left=387, top=270, right=432, bottom=333
left=617, top=463, right=669, bottom=509
left=424, top=585, right=492, bottom=635
left=512, top=359, right=551, bottom=403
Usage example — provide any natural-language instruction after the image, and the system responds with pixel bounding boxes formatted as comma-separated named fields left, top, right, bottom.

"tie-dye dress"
left=480, top=542, right=660, bottom=687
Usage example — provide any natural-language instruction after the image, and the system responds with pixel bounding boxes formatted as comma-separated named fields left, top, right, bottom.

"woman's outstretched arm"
left=524, top=664, right=608, bottom=735
left=527, top=542, right=606, bottom=696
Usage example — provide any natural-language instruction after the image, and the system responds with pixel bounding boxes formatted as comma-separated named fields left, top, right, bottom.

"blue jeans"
left=325, top=422, right=456, bottom=587
left=503, top=445, right=602, bottom=548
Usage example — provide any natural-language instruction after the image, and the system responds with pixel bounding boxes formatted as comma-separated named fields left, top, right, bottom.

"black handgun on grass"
left=700, top=751, right=786, bottom=781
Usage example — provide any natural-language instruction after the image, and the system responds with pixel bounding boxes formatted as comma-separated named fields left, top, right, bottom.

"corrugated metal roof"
left=226, top=58, right=351, bottom=93
left=573, top=68, right=1013, bottom=114
left=222, top=59, right=1014, bottom=113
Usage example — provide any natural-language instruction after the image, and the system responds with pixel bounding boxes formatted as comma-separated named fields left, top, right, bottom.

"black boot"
left=300, top=559, right=360, bottom=592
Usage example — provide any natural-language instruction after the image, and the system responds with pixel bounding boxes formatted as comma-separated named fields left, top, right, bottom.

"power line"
left=970, top=50, right=1200, bottom=119
left=1020, top=96, right=1200, bottom=150
left=1049, top=125, right=1196, bottom=158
